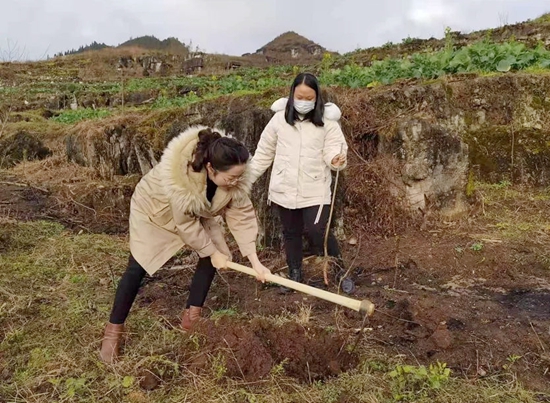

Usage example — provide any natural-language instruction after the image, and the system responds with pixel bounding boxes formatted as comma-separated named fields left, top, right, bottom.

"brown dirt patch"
left=185, top=317, right=358, bottom=382
left=135, top=216, right=550, bottom=391
left=0, top=174, right=50, bottom=221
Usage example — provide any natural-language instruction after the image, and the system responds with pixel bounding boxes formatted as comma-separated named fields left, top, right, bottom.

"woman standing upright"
left=247, top=73, right=353, bottom=292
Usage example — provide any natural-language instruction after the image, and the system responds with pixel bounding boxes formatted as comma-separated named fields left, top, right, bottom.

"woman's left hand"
left=247, top=252, right=272, bottom=283
left=331, top=153, right=346, bottom=167
left=252, top=261, right=272, bottom=283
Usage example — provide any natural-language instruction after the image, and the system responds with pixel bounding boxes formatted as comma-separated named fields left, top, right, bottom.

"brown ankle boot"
left=181, top=306, right=202, bottom=332
left=99, top=322, right=125, bottom=363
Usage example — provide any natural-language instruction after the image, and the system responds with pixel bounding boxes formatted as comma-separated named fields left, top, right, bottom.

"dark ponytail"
left=191, top=128, right=250, bottom=172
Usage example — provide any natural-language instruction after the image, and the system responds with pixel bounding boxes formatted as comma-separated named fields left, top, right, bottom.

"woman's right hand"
left=210, top=250, right=229, bottom=269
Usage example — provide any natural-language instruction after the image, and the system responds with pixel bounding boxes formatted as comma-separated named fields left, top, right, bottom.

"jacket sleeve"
left=247, top=114, right=278, bottom=184
left=170, top=200, right=218, bottom=258
left=323, top=120, right=348, bottom=171
left=224, top=196, right=258, bottom=258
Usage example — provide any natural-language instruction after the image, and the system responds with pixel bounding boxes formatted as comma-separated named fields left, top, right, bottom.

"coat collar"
left=159, top=125, right=252, bottom=216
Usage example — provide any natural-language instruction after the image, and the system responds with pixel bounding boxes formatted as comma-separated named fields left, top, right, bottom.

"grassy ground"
left=0, top=218, right=546, bottom=403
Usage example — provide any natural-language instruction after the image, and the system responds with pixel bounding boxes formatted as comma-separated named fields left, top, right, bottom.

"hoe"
left=227, top=261, right=375, bottom=317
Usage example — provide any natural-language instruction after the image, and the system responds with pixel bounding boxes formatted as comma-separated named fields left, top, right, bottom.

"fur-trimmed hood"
left=159, top=125, right=253, bottom=216
left=270, top=97, right=342, bottom=121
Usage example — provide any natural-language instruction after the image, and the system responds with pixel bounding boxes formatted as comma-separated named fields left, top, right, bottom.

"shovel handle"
left=226, top=261, right=375, bottom=316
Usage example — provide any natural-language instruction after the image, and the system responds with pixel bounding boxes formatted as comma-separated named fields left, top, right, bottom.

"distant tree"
left=118, top=35, right=190, bottom=54
left=0, top=39, right=27, bottom=62
left=52, top=36, right=192, bottom=58
left=54, top=41, right=110, bottom=57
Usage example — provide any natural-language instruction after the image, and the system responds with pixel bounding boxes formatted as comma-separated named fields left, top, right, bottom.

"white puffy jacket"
left=248, top=97, right=348, bottom=216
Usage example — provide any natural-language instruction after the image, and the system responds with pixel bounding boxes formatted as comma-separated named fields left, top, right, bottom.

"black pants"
left=276, top=204, right=341, bottom=271
left=109, top=254, right=216, bottom=324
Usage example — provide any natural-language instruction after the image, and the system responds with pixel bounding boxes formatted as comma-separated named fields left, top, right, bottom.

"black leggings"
left=276, top=204, right=341, bottom=270
left=109, top=255, right=216, bottom=324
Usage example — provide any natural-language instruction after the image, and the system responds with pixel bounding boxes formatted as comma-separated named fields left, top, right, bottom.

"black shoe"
left=289, top=267, right=303, bottom=283
left=279, top=265, right=303, bottom=294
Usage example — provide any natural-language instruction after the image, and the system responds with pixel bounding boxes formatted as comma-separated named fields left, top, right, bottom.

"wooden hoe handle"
left=226, top=261, right=375, bottom=317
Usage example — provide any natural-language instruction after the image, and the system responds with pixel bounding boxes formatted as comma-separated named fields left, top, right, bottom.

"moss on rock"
left=0, top=131, right=52, bottom=168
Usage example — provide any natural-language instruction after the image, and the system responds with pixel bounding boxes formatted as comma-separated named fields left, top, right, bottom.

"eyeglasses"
left=213, top=169, right=244, bottom=185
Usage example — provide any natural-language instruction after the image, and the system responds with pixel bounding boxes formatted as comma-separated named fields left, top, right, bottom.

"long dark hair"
left=191, top=128, right=249, bottom=172
left=285, top=73, right=325, bottom=127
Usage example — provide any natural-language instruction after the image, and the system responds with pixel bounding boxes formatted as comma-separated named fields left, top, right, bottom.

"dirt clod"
left=429, top=323, right=453, bottom=350
left=139, top=371, right=161, bottom=391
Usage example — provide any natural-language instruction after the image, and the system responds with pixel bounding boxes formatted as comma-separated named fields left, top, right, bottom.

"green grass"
left=0, top=219, right=545, bottom=402
left=51, top=108, right=112, bottom=124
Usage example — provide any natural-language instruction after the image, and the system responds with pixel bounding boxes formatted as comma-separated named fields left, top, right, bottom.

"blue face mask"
left=294, top=99, right=315, bottom=114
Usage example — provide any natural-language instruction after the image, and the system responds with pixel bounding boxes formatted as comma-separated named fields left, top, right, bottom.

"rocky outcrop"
left=382, top=120, right=469, bottom=218
left=65, top=114, right=162, bottom=178
left=64, top=74, right=550, bottom=240
left=0, top=131, right=52, bottom=168
left=337, top=73, right=550, bottom=187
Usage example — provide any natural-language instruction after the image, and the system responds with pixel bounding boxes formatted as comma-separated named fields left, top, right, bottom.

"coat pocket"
left=270, top=155, right=288, bottom=193
left=299, top=158, right=326, bottom=197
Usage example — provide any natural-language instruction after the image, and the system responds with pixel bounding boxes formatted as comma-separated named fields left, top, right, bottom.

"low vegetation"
left=0, top=220, right=544, bottom=402
left=324, top=33, right=550, bottom=87
left=3, top=32, right=550, bottom=126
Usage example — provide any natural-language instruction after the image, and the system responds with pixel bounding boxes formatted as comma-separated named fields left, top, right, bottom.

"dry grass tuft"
left=344, top=155, right=419, bottom=236
left=10, top=155, right=138, bottom=233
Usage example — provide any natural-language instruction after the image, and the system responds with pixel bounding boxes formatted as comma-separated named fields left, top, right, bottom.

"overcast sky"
left=0, top=0, right=548, bottom=60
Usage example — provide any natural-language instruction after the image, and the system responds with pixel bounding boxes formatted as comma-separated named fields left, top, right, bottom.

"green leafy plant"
left=323, top=40, right=550, bottom=88
left=121, top=375, right=135, bottom=388
left=471, top=242, right=484, bottom=252
left=270, top=358, right=289, bottom=376
left=210, top=307, right=238, bottom=320
left=503, top=354, right=522, bottom=370
left=389, top=362, right=451, bottom=401
left=402, top=36, right=419, bottom=45
left=63, top=377, right=88, bottom=398
left=444, top=26, right=454, bottom=53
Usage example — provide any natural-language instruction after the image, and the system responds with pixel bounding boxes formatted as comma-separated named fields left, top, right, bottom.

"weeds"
left=471, top=242, right=484, bottom=252
left=0, top=105, right=11, bottom=138
left=534, top=12, right=550, bottom=23
left=476, top=182, right=550, bottom=243
left=211, top=307, right=239, bottom=320
left=389, top=362, right=451, bottom=401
